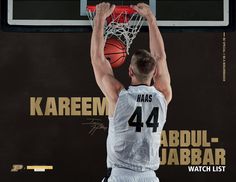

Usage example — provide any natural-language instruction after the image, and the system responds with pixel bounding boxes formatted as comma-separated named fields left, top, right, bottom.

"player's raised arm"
left=90, top=3, right=124, bottom=103
left=132, top=3, right=172, bottom=104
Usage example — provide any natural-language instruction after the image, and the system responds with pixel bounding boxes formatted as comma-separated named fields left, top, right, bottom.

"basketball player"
left=90, top=2, right=172, bottom=182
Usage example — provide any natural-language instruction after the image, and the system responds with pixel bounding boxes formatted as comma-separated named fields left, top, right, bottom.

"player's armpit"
left=91, top=59, right=124, bottom=102
left=101, top=74, right=124, bottom=102
left=154, top=75, right=172, bottom=104
left=157, top=84, right=172, bottom=104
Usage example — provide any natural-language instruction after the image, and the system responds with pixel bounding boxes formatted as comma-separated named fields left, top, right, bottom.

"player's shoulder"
left=151, top=86, right=169, bottom=106
left=151, top=86, right=166, bottom=98
left=118, top=87, right=128, bottom=96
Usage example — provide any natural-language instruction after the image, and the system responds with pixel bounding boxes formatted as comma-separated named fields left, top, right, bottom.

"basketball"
left=104, top=38, right=127, bottom=68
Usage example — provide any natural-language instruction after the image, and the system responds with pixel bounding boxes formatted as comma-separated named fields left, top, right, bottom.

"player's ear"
left=129, top=66, right=134, bottom=78
left=153, top=67, right=157, bottom=77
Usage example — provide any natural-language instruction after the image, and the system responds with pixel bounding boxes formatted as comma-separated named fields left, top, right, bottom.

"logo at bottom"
left=11, top=164, right=53, bottom=172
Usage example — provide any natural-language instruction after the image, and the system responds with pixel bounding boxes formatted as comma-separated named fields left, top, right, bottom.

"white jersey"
left=107, top=85, right=168, bottom=172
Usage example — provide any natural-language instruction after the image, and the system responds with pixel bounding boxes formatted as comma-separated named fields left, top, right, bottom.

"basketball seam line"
left=105, top=52, right=126, bottom=56
left=105, top=42, right=125, bottom=50
left=110, top=56, right=126, bottom=64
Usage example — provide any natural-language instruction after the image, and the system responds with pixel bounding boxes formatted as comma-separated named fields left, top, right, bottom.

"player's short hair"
left=131, top=49, right=156, bottom=81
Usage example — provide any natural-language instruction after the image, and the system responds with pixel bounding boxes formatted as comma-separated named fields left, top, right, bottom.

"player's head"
left=129, top=49, right=156, bottom=84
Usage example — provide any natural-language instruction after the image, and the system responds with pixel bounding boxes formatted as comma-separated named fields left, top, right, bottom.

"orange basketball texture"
left=104, top=38, right=127, bottom=68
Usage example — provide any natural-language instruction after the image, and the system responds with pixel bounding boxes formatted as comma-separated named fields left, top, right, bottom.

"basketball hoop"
left=87, top=6, right=144, bottom=54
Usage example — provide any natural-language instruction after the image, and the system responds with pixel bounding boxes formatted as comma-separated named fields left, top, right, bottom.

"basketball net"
left=87, top=6, right=144, bottom=54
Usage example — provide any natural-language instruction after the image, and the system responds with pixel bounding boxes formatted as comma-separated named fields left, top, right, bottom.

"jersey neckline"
left=130, top=84, right=152, bottom=87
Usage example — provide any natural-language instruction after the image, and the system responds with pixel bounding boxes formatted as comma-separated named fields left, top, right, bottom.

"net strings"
left=87, top=9, right=144, bottom=54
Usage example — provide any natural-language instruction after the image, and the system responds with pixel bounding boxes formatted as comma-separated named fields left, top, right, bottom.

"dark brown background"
left=0, top=1, right=236, bottom=182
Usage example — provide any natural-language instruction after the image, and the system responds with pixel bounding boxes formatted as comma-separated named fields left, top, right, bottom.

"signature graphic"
left=82, top=118, right=108, bottom=135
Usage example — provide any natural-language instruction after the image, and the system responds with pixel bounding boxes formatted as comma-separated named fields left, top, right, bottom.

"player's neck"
left=131, top=78, right=151, bottom=86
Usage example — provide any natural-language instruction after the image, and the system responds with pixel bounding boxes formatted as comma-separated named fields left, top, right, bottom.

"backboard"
left=1, top=0, right=233, bottom=32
